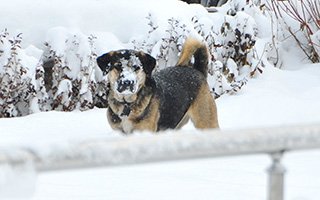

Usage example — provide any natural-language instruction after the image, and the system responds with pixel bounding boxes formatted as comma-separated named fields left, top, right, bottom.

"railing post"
left=267, top=151, right=286, bottom=200
left=200, top=0, right=209, bottom=7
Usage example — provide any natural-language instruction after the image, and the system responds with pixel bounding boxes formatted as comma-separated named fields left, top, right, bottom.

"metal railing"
left=1, top=123, right=320, bottom=200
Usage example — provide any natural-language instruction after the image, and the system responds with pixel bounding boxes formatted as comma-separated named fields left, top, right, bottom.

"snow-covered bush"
left=0, top=31, right=36, bottom=117
left=132, top=13, right=159, bottom=55
left=155, top=18, right=190, bottom=69
left=39, top=29, right=106, bottom=111
left=132, top=2, right=264, bottom=97
left=132, top=15, right=190, bottom=70
left=267, top=0, right=320, bottom=63
left=0, top=0, right=270, bottom=117
left=0, top=28, right=108, bottom=117
left=204, top=2, right=263, bottom=97
left=34, top=62, right=50, bottom=112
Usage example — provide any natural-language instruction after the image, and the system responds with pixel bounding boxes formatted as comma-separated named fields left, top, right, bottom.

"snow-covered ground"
left=1, top=0, right=320, bottom=199
left=1, top=63, right=320, bottom=200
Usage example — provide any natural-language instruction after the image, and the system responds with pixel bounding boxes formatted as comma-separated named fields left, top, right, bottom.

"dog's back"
left=154, top=38, right=216, bottom=131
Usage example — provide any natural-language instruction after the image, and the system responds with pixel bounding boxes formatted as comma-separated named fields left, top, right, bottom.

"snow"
left=1, top=62, right=320, bottom=199
left=1, top=0, right=320, bottom=199
left=0, top=162, right=36, bottom=199
left=218, top=64, right=320, bottom=129
left=27, top=151, right=320, bottom=200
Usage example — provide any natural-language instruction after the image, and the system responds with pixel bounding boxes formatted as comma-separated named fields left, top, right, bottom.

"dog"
left=97, top=38, right=219, bottom=134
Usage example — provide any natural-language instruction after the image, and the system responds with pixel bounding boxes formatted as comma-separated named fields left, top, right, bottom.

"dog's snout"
left=117, top=79, right=135, bottom=93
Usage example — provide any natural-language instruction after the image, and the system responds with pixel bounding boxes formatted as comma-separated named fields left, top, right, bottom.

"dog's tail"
left=176, top=38, right=209, bottom=78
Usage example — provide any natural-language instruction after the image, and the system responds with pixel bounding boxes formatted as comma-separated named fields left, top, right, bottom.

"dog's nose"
left=117, top=80, right=135, bottom=93
left=122, top=80, right=131, bottom=86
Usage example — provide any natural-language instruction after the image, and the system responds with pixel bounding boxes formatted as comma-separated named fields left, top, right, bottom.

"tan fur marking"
left=108, top=51, right=115, bottom=56
left=132, top=98, right=160, bottom=132
left=108, top=68, right=119, bottom=85
left=176, top=38, right=207, bottom=66
left=107, top=89, right=160, bottom=133
left=130, top=93, right=153, bottom=117
left=187, top=83, right=219, bottom=129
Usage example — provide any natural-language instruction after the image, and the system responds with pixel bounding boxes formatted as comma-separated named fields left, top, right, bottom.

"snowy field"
left=1, top=64, right=320, bottom=200
left=1, top=0, right=320, bottom=199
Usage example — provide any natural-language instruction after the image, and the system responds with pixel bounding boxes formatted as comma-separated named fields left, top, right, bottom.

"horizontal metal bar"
left=1, top=123, right=320, bottom=172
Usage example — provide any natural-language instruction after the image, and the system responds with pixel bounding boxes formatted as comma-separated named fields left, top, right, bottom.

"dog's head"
left=97, top=50, right=156, bottom=96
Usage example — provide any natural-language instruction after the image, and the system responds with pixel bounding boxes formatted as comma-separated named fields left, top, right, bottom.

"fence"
left=1, top=123, right=320, bottom=200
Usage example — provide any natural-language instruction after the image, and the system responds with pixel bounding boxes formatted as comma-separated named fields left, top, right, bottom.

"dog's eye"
left=114, top=63, right=122, bottom=70
left=132, top=65, right=141, bottom=71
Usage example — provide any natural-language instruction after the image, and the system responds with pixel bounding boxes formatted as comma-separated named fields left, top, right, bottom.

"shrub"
left=0, top=31, right=36, bottom=117
left=267, top=0, right=320, bottom=63
left=0, top=1, right=267, bottom=117
left=133, top=8, right=263, bottom=98
left=39, top=31, right=106, bottom=112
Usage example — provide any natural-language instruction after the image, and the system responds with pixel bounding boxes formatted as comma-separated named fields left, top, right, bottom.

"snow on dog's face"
left=110, top=55, right=144, bottom=96
left=97, top=50, right=156, bottom=101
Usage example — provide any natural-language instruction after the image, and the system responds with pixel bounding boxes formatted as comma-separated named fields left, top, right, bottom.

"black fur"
left=153, top=67, right=205, bottom=130
left=137, top=52, right=156, bottom=77
left=96, top=53, right=113, bottom=74
left=193, top=47, right=209, bottom=78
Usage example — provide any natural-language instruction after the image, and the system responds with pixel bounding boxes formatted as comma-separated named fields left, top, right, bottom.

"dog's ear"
left=97, top=52, right=114, bottom=74
left=137, top=52, right=156, bottom=77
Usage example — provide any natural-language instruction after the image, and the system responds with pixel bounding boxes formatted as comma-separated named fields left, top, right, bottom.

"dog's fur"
left=97, top=38, right=219, bottom=134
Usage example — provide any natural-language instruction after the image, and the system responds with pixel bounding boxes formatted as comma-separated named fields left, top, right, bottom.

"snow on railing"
left=1, top=123, right=320, bottom=200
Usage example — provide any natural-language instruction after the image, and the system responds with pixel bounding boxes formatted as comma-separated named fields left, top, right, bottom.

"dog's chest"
left=119, top=116, right=133, bottom=133
left=108, top=101, right=135, bottom=133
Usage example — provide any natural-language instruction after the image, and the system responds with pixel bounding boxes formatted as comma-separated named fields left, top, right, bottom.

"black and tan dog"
left=97, top=38, right=219, bottom=134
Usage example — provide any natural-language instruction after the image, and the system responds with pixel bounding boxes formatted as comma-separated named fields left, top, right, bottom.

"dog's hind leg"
left=175, top=114, right=190, bottom=129
left=187, top=84, right=219, bottom=129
